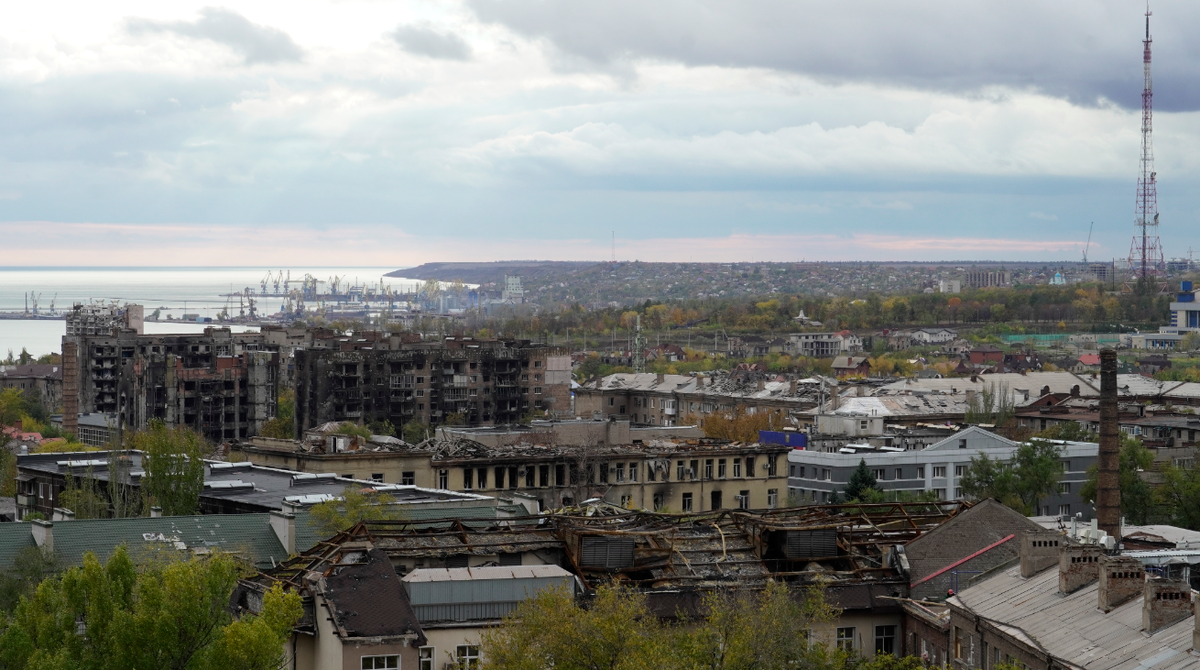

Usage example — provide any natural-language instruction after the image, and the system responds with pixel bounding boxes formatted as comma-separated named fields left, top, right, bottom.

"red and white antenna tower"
left=1127, top=5, right=1166, bottom=288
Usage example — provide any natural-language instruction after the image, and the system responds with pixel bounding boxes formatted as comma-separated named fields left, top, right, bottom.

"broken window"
left=767, top=489, right=778, bottom=508
left=718, top=459, right=726, bottom=478
left=746, top=457, right=755, bottom=477
left=402, top=472, right=415, bottom=486
left=682, top=492, right=693, bottom=512
left=738, top=490, right=750, bottom=509
left=784, top=529, right=838, bottom=559
left=733, top=459, right=741, bottom=477
left=463, top=469, right=473, bottom=489
left=628, top=462, right=637, bottom=482
left=836, top=627, right=855, bottom=651
left=704, top=459, right=713, bottom=479
left=615, top=463, right=625, bottom=483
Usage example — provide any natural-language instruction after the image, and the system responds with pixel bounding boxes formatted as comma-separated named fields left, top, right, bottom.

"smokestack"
left=1097, top=349, right=1121, bottom=541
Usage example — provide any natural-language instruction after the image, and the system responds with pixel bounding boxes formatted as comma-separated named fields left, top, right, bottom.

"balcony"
left=16, top=494, right=32, bottom=507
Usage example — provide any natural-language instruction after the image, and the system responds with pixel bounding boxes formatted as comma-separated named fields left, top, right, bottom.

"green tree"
left=59, top=467, right=109, bottom=519
left=444, top=412, right=467, bottom=427
left=134, top=420, right=207, bottom=516
left=0, top=388, right=29, bottom=426
left=1182, top=331, right=1200, bottom=352
left=964, top=383, right=1015, bottom=426
left=401, top=420, right=431, bottom=444
left=1078, top=436, right=1157, bottom=525
left=0, top=448, right=15, bottom=497
left=257, top=389, right=295, bottom=439
left=332, top=422, right=372, bottom=440
left=844, top=459, right=879, bottom=501
left=0, top=546, right=301, bottom=670
left=1158, top=463, right=1200, bottom=530
left=960, top=441, right=1064, bottom=514
left=0, top=546, right=59, bottom=614
left=308, top=485, right=408, bottom=537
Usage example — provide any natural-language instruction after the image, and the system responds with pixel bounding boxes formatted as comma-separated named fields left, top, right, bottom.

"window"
left=894, top=468, right=903, bottom=480
left=916, top=466, right=925, bottom=478
left=402, top=472, right=415, bottom=486
left=767, top=488, right=778, bottom=508
left=1058, top=482, right=1070, bottom=494
left=416, top=389, right=424, bottom=397
left=934, top=488, right=946, bottom=500
left=690, top=459, right=699, bottom=480
left=711, top=490, right=722, bottom=510
left=874, top=625, right=896, bottom=655
left=477, top=468, right=488, bottom=488
left=620, top=494, right=632, bottom=507
left=677, top=460, right=685, bottom=480
left=456, top=645, right=480, bottom=670
left=738, top=490, right=750, bottom=509
left=798, top=466, right=806, bottom=478
left=958, top=439, right=967, bottom=449
left=1063, top=460, right=1071, bottom=472
left=599, top=463, right=609, bottom=483
left=704, top=459, right=714, bottom=479
left=438, top=469, right=448, bottom=489
left=1058, top=504, right=1071, bottom=516
left=836, top=627, right=855, bottom=651
left=746, top=458, right=755, bottom=477
left=953, top=627, right=963, bottom=659
left=371, top=473, right=384, bottom=482
left=629, top=462, right=638, bottom=482
left=464, top=468, right=474, bottom=489
left=419, top=647, right=434, bottom=670
left=933, top=466, right=946, bottom=478
left=653, top=492, right=665, bottom=510
left=682, top=492, right=693, bottom=512
left=615, top=463, right=626, bottom=483
left=718, top=459, right=727, bottom=478
left=733, top=459, right=741, bottom=477
left=873, top=469, right=886, bottom=480
left=361, top=655, right=399, bottom=669
left=525, top=467, right=536, bottom=487
left=822, top=469, right=831, bottom=481
left=954, top=488, right=962, bottom=499
left=534, top=387, right=542, bottom=395
left=954, top=465, right=966, bottom=477
left=609, top=397, right=614, bottom=406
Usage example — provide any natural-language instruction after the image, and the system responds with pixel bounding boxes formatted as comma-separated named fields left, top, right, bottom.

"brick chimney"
left=1020, top=530, right=1062, bottom=578
left=1143, top=577, right=1192, bottom=634
left=1098, top=555, right=1145, bottom=612
left=656, top=373, right=665, bottom=385
left=789, top=380, right=798, bottom=395
left=1096, top=349, right=1121, bottom=540
left=1059, top=543, right=1104, bottom=594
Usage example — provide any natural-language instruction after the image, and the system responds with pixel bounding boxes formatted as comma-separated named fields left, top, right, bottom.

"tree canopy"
left=844, top=460, right=879, bottom=502
left=308, top=485, right=409, bottom=537
left=133, top=420, right=207, bottom=516
left=0, top=546, right=301, bottom=670
left=959, top=440, right=1064, bottom=515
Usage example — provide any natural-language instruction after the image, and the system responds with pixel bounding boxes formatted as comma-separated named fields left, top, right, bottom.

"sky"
left=2, top=0, right=1200, bottom=266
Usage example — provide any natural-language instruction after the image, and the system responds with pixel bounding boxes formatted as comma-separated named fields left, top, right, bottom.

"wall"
left=810, top=612, right=902, bottom=659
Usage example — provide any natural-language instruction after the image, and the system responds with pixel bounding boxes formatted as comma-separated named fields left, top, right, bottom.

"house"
left=911, top=328, right=958, bottom=345
left=831, top=356, right=870, bottom=378
left=967, top=345, right=1004, bottom=365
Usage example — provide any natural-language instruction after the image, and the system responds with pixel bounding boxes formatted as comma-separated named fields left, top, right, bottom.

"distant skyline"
left=3, top=1, right=1199, bottom=266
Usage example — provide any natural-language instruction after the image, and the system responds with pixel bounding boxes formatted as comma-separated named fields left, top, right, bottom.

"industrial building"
left=293, top=335, right=570, bottom=436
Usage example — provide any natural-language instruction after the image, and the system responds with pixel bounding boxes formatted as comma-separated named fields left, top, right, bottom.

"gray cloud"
left=467, top=0, right=1200, bottom=111
left=126, top=7, right=303, bottom=64
left=390, top=25, right=472, bottom=60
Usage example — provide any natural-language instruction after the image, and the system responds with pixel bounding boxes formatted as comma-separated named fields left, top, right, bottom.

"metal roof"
left=951, top=565, right=1198, bottom=670
left=402, top=565, right=572, bottom=582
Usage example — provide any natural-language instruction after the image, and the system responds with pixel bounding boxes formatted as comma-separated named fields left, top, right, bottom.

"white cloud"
left=1030, top=211, right=1059, bottom=220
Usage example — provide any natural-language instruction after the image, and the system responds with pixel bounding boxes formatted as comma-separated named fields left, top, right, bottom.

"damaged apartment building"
left=293, top=335, right=570, bottom=437
left=233, top=500, right=982, bottom=669
left=62, top=309, right=280, bottom=444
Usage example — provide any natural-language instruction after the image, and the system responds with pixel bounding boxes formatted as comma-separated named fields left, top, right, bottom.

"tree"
left=1182, top=331, right=1200, bottom=352
left=401, top=420, right=431, bottom=444
left=257, top=389, right=295, bottom=439
left=307, top=485, right=408, bottom=537
left=844, top=459, right=879, bottom=501
left=1078, top=436, right=1157, bottom=525
left=134, top=420, right=207, bottom=516
left=0, top=546, right=59, bottom=614
left=1158, top=463, right=1200, bottom=530
left=59, top=467, right=109, bottom=519
left=960, top=441, right=1064, bottom=514
left=700, top=406, right=783, bottom=443
left=332, top=422, right=372, bottom=439
left=0, top=546, right=301, bottom=670
left=0, top=388, right=29, bottom=426
left=964, top=383, right=1015, bottom=426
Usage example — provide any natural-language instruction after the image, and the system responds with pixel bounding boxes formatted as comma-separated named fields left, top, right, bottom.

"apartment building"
left=293, top=336, right=569, bottom=436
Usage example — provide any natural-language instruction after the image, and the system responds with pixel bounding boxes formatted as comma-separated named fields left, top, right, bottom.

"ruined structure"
left=293, top=336, right=569, bottom=436
left=62, top=327, right=279, bottom=444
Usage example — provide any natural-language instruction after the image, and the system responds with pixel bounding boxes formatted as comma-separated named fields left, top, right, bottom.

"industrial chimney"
left=1096, top=349, right=1121, bottom=541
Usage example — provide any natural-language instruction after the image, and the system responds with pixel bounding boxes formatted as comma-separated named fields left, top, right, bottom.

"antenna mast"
left=1126, top=6, right=1166, bottom=289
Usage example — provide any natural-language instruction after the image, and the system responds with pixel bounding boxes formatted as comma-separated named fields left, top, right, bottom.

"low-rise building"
left=0, top=364, right=63, bottom=413
left=787, top=426, right=1096, bottom=517
left=232, top=430, right=789, bottom=513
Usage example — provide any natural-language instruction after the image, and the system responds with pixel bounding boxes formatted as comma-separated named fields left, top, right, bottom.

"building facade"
left=787, top=426, right=1097, bottom=517
left=293, top=337, right=569, bottom=436
left=0, top=364, right=63, bottom=413
left=61, top=327, right=280, bottom=443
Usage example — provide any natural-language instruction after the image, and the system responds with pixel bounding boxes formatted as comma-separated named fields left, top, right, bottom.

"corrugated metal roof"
left=952, top=565, right=1198, bottom=670
left=402, top=565, right=572, bottom=582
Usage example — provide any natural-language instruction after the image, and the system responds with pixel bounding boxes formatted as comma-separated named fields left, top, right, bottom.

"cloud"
left=126, top=7, right=303, bottom=64
left=390, top=25, right=472, bottom=60
left=467, top=0, right=1200, bottom=111
left=1030, top=211, right=1059, bottom=220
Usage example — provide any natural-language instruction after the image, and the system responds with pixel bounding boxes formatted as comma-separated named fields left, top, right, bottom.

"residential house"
left=832, top=356, right=871, bottom=378
left=967, top=345, right=1004, bottom=365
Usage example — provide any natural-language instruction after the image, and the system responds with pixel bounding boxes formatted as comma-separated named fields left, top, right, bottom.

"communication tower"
left=1126, top=7, right=1166, bottom=289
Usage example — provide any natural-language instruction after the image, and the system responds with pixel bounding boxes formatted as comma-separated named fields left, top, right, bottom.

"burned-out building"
left=234, top=500, right=976, bottom=669
left=232, top=426, right=789, bottom=513
left=61, top=326, right=279, bottom=443
left=293, top=336, right=570, bottom=436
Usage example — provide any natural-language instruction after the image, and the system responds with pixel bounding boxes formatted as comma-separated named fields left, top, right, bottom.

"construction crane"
left=1082, top=222, right=1093, bottom=263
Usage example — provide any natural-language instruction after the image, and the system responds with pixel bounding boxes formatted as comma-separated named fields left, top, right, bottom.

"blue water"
left=0, top=266, right=412, bottom=357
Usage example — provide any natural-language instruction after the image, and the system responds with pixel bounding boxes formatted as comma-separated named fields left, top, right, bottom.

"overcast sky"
left=3, top=0, right=1199, bottom=266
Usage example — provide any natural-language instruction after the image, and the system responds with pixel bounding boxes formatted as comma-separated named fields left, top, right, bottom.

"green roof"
left=50, top=514, right=287, bottom=570
left=0, top=524, right=36, bottom=569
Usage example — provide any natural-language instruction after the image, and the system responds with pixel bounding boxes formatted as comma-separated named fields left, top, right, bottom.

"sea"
left=0, top=267, right=414, bottom=358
